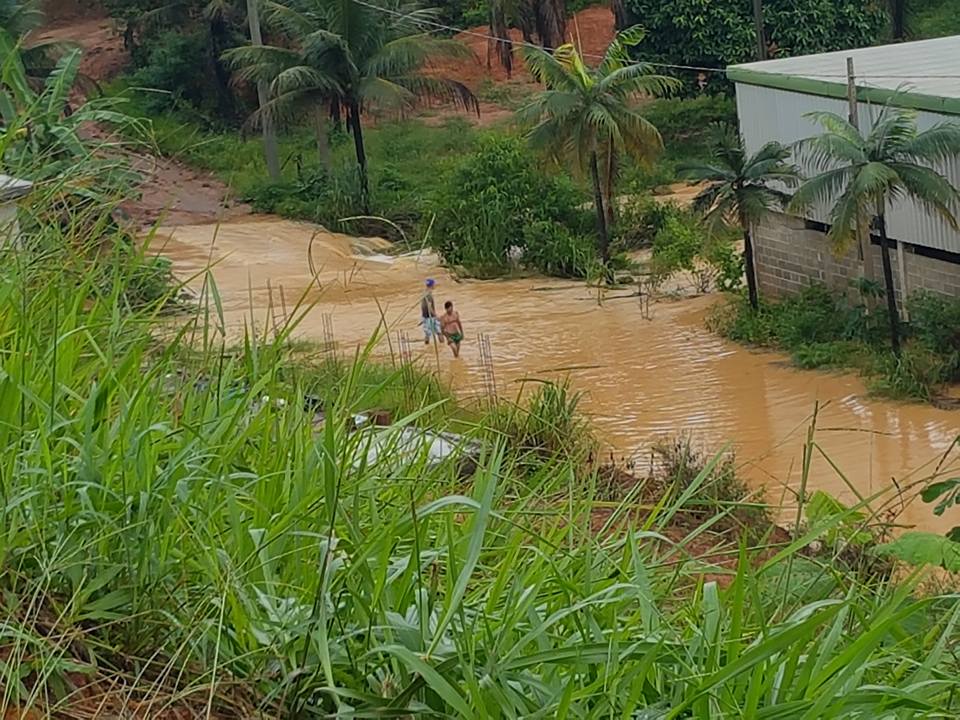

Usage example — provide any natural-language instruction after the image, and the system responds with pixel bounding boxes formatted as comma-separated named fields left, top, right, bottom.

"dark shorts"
left=447, top=332, right=463, bottom=344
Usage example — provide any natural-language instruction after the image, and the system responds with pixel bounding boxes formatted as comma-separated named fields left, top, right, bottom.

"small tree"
left=225, top=0, right=477, bottom=212
left=792, top=108, right=960, bottom=355
left=517, top=27, right=679, bottom=268
left=683, top=125, right=800, bottom=310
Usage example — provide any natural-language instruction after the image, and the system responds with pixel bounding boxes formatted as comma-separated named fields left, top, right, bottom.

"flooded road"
left=156, top=218, right=960, bottom=534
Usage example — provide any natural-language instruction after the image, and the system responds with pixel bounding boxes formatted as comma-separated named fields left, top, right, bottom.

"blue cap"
left=425, top=278, right=435, bottom=287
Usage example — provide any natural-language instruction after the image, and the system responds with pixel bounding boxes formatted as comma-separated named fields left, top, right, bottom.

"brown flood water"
left=155, top=218, right=960, bottom=534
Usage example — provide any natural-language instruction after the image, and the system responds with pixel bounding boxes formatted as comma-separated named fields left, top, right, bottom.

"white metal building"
left=727, top=36, right=960, bottom=300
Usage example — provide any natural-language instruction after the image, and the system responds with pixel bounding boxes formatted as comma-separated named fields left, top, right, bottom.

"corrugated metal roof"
left=729, top=35, right=960, bottom=109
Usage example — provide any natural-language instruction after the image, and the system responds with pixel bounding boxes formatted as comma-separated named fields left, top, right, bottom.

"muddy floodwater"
left=156, top=218, right=960, bottom=534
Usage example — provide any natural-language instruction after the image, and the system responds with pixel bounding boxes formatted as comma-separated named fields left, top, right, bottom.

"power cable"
left=351, top=0, right=960, bottom=83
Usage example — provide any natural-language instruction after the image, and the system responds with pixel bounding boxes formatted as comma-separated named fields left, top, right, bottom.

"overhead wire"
left=351, top=0, right=960, bottom=83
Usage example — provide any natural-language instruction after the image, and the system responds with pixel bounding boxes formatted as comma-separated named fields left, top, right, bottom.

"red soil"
left=431, top=5, right=616, bottom=88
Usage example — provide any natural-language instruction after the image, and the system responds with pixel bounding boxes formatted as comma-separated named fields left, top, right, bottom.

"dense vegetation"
left=429, top=135, right=598, bottom=277
left=620, top=0, right=887, bottom=90
left=905, top=0, right=960, bottom=38
left=4, top=1, right=960, bottom=715
left=711, top=285, right=960, bottom=402
left=2, top=180, right=959, bottom=716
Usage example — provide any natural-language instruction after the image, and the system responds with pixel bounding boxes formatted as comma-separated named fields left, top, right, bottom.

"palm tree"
left=791, top=108, right=960, bottom=355
left=683, top=125, right=800, bottom=310
left=489, top=0, right=567, bottom=77
left=225, top=0, right=477, bottom=212
left=516, top=27, right=679, bottom=265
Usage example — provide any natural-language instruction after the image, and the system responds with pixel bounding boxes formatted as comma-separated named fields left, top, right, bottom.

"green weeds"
left=1, top=197, right=959, bottom=716
left=710, top=284, right=960, bottom=401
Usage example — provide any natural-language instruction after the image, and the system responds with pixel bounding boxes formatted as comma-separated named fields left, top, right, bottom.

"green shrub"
left=711, top=285, right=960, bottom=402
left=907, top=290, right=960, bottom=370
left=246, top=166, right=371, bottom=233
left=648, top=435, right=769, bottom=531
left=621, top=0, right=885, bottom=93
left=652, top=214, right=702, bottom=272
left=867, top=345, right=952, bottom=401
left=490, top=379, right=595, bottom=465
left=430, top=135, right=594, bottom=277
left=650, top=212, right=740, bottom=292
left=129, top=30, right=245, bottom=123
left=702, top=233, right=744, bottom=291
left=614, top=195, right=681, bottom=250
left=643, top=95, right=737, bottom=151
left=791, top=340, right=864, bottom=370
left=521, top=220, right=598, bottom=278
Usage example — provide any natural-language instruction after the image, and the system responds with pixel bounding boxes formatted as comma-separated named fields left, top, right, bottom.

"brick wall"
left=753, top=213, right=960, bottom=305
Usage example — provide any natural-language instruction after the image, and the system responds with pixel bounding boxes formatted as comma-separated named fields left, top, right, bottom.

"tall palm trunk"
left=314, top=106, right=331, bottom=172
left=330, top=98, right=342, bottom=132
left=589, top=149, right=610, bottom=269
left=876, top=207, right=902, bottom=355
left=602, top=140, right=616, bottom=233
left=611, top=0, right=629, bottom=30
left=741, top=211, right=759, bottom=310
left=208, top=18, right=237, bottom=123
left=890, top=0, right=906, bottom=39
left=348, top=99, right=370, bottom=214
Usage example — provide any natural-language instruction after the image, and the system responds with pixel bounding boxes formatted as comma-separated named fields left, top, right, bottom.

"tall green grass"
left=1, top=195, right=959, bottom=717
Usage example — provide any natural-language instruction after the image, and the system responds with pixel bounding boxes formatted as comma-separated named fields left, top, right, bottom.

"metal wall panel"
left=734, top=83, right=960, bottom=253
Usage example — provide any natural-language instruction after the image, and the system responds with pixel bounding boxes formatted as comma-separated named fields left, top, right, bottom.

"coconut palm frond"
left=619, top=109, right=663, bottom=161
left=598, top=24, right=645, bottom=74
left=365, top=34, right=471, bottom=79
left=489, top=0, right=514, bottom=76
left=890, top=162, right=960, bottom=230
left=797, top=131, right=866, bottom=171
left=824, top=183, right=861, bottom=250
left=222, top=44, right=301, bottom=73
left=598, top=63, right=679, bottom=99
left=790, top=165, right=853, bottom=212
left=681, top=161, right=735, bottom=185
left=519, top=44, right=579, bottom=91
left=263, top=0, right=320, bottom=36
left=899, top=121, right=960, bottom=164
left=393, top=74, right=479, bottom=114
left=273, top=64, right=340, bottom=95
left=357, top=75, right=417, bottom=112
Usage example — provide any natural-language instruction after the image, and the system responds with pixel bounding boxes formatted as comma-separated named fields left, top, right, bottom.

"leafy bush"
left=129, top=30, right=246, bottom=122
left=430, top=136, right=595, bottom=277
left=246, top=165, right=373, bottom=233
left=650, top=212, right=741, bottom=292
left=614, top=195, right=681, bottom=250
left=703, top=233, right=744, bottom=291
left=652, top=214, right=702, bottom=273
left=646, top=435, right=769, bottom=530
left=711, top=285, right=960, bottom=402
left=521, top=220, right=598, bottom=278
left=642, top=95, right=737, bottom=151
left=907, top=290, right=960, bottom=372
left=489, top=379, right=595, bottom=468
left=866, top=345, right=952, bottom=401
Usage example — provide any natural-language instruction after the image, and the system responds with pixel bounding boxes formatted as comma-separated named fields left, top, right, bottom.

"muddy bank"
left=154, top=217, right=960, bottom=535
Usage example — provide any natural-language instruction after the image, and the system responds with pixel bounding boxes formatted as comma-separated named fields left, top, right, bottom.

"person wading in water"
left=420, top=278, right=440, bottom=345
left=440, top=300, right=464, bottom=358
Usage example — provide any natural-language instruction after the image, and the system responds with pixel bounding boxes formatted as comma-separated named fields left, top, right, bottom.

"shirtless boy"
left=440, top=301, right=464, bottom=358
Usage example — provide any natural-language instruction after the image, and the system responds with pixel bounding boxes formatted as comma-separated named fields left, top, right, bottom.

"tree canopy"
left=620, top=0, right=887, bottom=88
